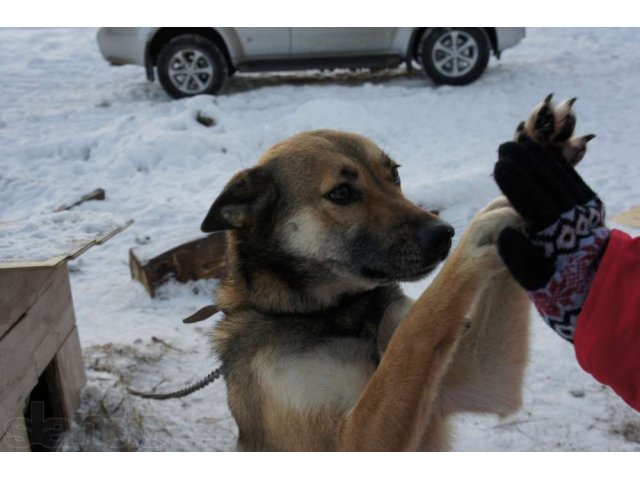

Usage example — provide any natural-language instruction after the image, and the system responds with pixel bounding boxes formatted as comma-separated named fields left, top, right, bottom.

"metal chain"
left=127, top=366, right=224, bottom=400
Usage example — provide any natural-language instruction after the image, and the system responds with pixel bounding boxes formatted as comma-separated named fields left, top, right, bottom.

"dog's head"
left=202, top=130, right=454, bottom=289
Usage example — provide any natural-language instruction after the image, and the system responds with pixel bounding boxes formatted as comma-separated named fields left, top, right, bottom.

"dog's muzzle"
left=417, top=221, right=455, bottom=261
left=355, top=220, right=455, bottom=282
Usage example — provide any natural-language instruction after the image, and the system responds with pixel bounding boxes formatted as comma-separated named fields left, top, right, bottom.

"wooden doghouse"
left=129, top=232, right=227, bottom=297
left=0, top=221, right=130, bottom=451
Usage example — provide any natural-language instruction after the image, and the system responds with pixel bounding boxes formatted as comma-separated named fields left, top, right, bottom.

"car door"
left=290, top=28, right=396, bottom=57
left=233, top=28, right=291, bottom=59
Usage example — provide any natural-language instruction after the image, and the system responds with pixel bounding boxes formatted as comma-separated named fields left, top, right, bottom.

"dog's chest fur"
left=212, top=284, right=404, bottom=450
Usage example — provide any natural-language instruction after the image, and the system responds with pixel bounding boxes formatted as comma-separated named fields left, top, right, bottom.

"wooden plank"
left=66, top=219, right=134, bottom=262
left=611, top=206, right=640, bottom=228
left=54, top=188, right=105, bottom=212
left=0, top=416, right=30, bottom=452
left=0, top=219, right=133, bottom=271
left=0, top=374, right=32, bottom=441
left=51, top=327, right=86, bottom=424
left=0, top=264, right=75, bottom=420
left=130, top=232, right=227, bottom=297
left=0, top=256, right=68, bottom=271
left=0, top=267, right=58, bottom=339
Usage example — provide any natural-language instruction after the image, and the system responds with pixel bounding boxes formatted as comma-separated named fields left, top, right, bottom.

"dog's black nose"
left=417, top=222, right=455, bottom=258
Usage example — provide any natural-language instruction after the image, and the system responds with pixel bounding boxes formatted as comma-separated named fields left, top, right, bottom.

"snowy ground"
left=1, top=27, right=640, bottom=451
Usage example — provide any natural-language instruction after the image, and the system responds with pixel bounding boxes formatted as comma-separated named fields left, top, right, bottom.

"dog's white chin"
left=308, top=274, right=380, bottom=306
left=398, top=267, right=437, bottom=282
left=359, top=261, right=441, bottom=284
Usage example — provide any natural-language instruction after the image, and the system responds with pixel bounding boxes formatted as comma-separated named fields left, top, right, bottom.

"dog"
left=201, top=98, right=583, bottom=451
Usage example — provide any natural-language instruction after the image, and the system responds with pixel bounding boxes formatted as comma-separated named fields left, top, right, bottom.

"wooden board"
left=0, top=264, right=75, bottom=431
left=51, top=326, right=86, bottom=424
left=0, top=416, right=29, bottom=452
left=611, top=207, right=640, bottom=228
left=0, top=267, right=58, bottom=339
left=130, top=232, right=227, bottom=297
left=0, top=219, right=133, bottom=271
left=0, top=375, right=32, bottom=441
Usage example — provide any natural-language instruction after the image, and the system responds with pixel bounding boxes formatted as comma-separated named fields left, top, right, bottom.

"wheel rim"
left=167, top=48, right=215, bottom=95
left=431, top=30, right=479, bottom=78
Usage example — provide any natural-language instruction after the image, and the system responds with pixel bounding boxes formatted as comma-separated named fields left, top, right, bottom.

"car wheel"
left=156, top=34, right=228, bottom=99
left=419, top=28, right=490, bottom=86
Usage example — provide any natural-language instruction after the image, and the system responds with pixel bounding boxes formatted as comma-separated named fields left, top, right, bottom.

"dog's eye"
left=391, top=165, right=401, bottom=185
left=324, top=184, right=360, bottom=205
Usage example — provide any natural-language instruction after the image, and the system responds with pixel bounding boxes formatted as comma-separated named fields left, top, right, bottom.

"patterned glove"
left=494, top=141, right=610, bottom=342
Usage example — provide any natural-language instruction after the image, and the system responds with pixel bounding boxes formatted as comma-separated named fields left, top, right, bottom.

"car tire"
left=156, top=34, right=228, bottom=99
left=419, top=28, right=490, bottom=86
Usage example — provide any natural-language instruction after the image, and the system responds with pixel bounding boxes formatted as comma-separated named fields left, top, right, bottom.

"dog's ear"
left=201, top=167, right=275, bottom=233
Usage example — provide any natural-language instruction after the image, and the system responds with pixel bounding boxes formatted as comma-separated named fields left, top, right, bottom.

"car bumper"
left=96, top=28, right=150, bottom=67
left=495, top=27, right=526, bottom=53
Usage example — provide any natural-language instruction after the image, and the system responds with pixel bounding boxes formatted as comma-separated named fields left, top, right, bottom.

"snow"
left=1, top=27, right=640, bottom=451
left=0, top=210, right=130, bottom=263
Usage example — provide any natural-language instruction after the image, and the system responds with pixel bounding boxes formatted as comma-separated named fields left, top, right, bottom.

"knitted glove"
left=494, top=141, right=610, bottom=342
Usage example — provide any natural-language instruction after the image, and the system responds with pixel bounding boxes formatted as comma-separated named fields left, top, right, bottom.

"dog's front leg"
left=438, top=197, right=531, bottom=417
left=438, top=271, right=530, bottom=417
left=340, top=200, right=521, bottom=451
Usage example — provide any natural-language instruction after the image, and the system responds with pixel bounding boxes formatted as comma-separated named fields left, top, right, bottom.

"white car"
left=97, top=27, right=525, bottom=98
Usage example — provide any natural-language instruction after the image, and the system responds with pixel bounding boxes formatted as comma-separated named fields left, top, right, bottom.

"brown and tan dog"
left=202, top=129, right=530, bottom=451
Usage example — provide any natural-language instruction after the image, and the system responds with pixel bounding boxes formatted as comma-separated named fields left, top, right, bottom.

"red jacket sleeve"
left=574, top=229, right=640, bottom=412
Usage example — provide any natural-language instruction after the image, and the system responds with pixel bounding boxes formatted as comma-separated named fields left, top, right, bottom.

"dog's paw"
left=437, top=200, right=523, bottom=289
left=467, top=203, right=523, bottom=250
left=513, top=94, right=596, bottom=166
left=455, top=201, right=524, bottom=275
left=476, top=195, right=510, bottom=216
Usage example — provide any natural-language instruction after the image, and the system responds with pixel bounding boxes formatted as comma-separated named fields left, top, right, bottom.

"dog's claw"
left=514, top=121, right=528, bottom=142
left=558, top=97, right=577, bottom=112
left=526, top=95, right=557, bottom=143
left=515, top=95, right=596, bottom=166
left=561, top=134, right=596, bottom=166
left=553, top=98, right=578, bottom=142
